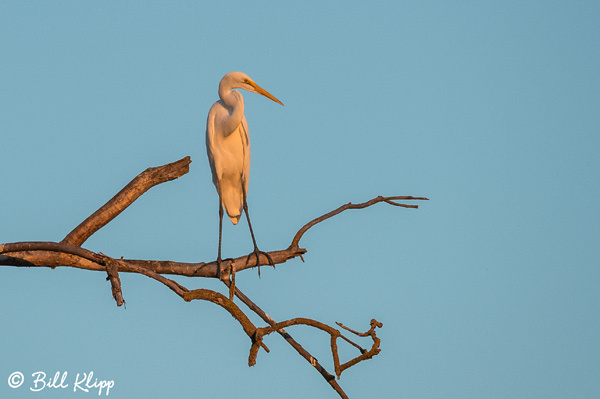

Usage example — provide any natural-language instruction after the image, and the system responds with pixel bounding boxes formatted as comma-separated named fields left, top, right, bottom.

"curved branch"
left=62, top=156, right=191, bottom=246
left=183, top=288, right=269, bottom=357
left=290, top=195, right=428, bottom=249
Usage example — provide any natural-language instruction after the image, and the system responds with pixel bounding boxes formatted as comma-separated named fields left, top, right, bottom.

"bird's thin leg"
left=243, top=195, right=274, bottom=278
left=217, top=200, right=224, bottom=281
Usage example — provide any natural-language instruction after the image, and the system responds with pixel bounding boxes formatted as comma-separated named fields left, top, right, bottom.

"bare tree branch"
left=0, top=156, right=427, bottom=399
left=62, top=156, right=191, bottom=246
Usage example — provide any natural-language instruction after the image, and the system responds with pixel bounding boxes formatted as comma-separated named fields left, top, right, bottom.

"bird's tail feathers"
left=221, top=185, right=243, bottom=225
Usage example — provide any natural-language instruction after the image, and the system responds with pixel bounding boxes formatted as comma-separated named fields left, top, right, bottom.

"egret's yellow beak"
left=248, top=80, right=284, bottom=106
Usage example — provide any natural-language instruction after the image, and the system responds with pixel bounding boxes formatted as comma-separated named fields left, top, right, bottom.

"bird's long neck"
left=218, top=85, right=245, bottom=136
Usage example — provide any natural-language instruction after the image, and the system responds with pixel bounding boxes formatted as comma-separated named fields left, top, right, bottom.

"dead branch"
left=252, top=318, right=382, bottom=380
left=290, top=195, right=428, bottom=249
left=62, top=156, right=191, bottom=246
left=335, top=319, right=383, bottom=376
left=0, top=156, right=427, bottom=399
left=183, top=288, right=270, bottom=354
left=223, top=279, right=348, bottom=397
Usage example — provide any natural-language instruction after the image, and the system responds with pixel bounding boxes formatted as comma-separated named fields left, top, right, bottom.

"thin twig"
left=255, top=317, right=382, bottom=380
left=335, top=319, right=382, bottom=376
left=290, top=195, right=428, bottom=249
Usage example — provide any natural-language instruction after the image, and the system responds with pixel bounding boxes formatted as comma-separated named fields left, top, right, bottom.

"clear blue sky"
left=1, top=2, right=599, bottom=398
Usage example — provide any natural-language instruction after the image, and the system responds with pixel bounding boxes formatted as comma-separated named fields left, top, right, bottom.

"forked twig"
left=252, top=317, right=382, bottom=380
left=291, top=195, right=428, bottom=249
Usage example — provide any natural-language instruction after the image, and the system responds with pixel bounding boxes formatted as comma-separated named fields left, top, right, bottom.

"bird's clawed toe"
left=248, top=247, right=275, bottom=278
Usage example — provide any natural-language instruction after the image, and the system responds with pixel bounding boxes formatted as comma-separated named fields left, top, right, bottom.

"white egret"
left=205, top=71, right=283, bottom=279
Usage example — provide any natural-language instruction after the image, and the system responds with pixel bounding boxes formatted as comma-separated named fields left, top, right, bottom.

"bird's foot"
left=247, top=246, right=275, bottom=278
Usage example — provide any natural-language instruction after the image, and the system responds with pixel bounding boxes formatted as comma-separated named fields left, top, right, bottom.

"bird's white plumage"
left=206, top=101, right=250, bottom=224
left=205, top=72, right=282, bottom=224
